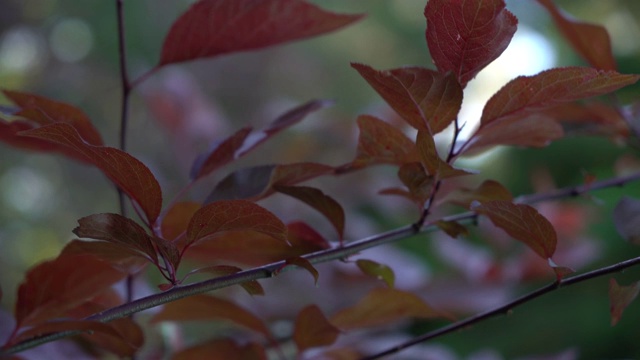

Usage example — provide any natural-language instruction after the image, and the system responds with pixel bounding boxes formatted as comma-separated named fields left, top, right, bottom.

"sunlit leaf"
left=472, top=200, right=557, bottom=259
left=331, top=288, right=444, bottom=330
left=275, top=185, right=345, bottom=240
left=351, top=64, right=462, bottom=133
left=185, top=265, right=264, bottom=296
left=480, top=67, right=640, bottom=126
left=445, top=179, right=513, bottom=209
left=73, top=213, right=157, bottom=262
left=276, top=257, right=319, bottom=285
left=356, top=259, right=395, bottom=288
left=352, top=115, right=419, bottom=168
left=159, top=0, right=363, bottom=66
left=15, top=254, right=126, bottom=328
left=609, top=278, right=640, bottom=326
left=21, top=123, right=163, bottom=224
left=537, top=0, right=616, bottom=70
left=172, top=338, right=266, bottom=360
left=161, top=201, right=201, bottom=241
left=613, top=196, right=640, bottom=245
left=186, top=200, right=287, bottom=249
left=425, top=0, right=517, bottom=87
left=150, top=294, right=271, bottom=338
left=294, top=305, right=341, bottom=352
left=3, top=90, right=103, bottom=145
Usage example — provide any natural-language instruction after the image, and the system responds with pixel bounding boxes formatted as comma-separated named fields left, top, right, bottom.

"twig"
left=3, top=171, right=640, bottom=355
left=361, top=255, right=640, bottom=360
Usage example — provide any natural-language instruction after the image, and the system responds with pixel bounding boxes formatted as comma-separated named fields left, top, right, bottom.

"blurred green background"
left=1, top=0, right=640, bottom=358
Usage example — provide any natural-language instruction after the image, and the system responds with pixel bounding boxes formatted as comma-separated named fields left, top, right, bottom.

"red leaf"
left=537, top=0, right=616, bottom=71
left=356, top=259, right=395, bottom=288
left=351, top=115, right=419, bottom=168
left=191, top=99, right=332, bottom=180
left=276, top=257, right=319, bottom=285
left=20, top=123, right=163, bottom=224
left=480, top=67, right=640, bottom=126
left=609, top=278, right=640, bottom=326
left=294, top=305, right=341, bottom=352
left=425, top=0, right=517, bottom=87
left=472, top=200, right=557, bottom=259
left=184, top=265, right=264, bottom=296
left=159, top=0, right=363, bottom=66
left=73, top=213, right=157, bottom=263
left=3, top=90, right=103, bottom=145
left=351, top=64, right=462, bottom=133
left=205, top=162, right=333, bottom=203
left=287, top=221, right=331, bottom=251
left=186, top=200, right=287, bottom=248
left=397, top=162, right=434, bottom=207
left=150, top=294, right=271, bottom=338
left=275, top=185, right=345, bottom=240
left=14, top=253, right=126, bottom=328
left=61, top=239, right=148, bottom=274
left=173, top=338, right=266, bottom=360
left=330, top=288, right=444, bottom=330
left=161, top=201, right=201, bottom=241
left=445, top=179, right=513, bottom=209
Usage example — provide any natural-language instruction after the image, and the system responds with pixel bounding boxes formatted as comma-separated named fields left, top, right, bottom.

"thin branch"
left=3, top=171, right=640, bottom=355
left=361, top=255, right=640, bottom=360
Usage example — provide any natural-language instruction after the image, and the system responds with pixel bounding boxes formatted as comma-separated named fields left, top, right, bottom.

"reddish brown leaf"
left=190, top=127, right=252, bottom=180
left=330, top=288, right=443, bottom=330
left=356, top=259, right=395, bottom=288
left=472, top=200, right=557, bottom=259
left=548, top=258, right=575, bottom=282
left=352, top=115, right=419, bottom=168
left=151, top=294, right=271, bottom=338
left=161, top=201, right=201, bottom=241
left=277, top=257, right=319, bottom=285
left=351, top=64, right=462, bottom=132
left=159, top=0, right=363, bottom=66
left=21, top=123, right=163, bottom=224
left=275, top=185, right=345, bottom=240
left=537, top=0, right=616, bottom=70
left=14, top=253, right=126, bottom=328
left=3, top=90, right=103, bottom=145
left=172, top=338, right=266, bottom=360
left=542, top=102, right=629, bottom=139
left=154, top=237, right=182, bottom=274
left=73, top=213, right=157, bottom=262
left=445, top=179, right=513, bottom=209
left=186, top=200, right=287, bottom=248
left=480, top=67, right=640, bottom=126
left=425, top=0, right=517, bottom=87
left=294, top=305, right=341, bottom=352
left=61, top=239, right=148, bottom=274
left=435, top=220, right=470, bottom=239
left=287, top=221, right=331, bottom=251
left=205, top=162, right=333, bottom=202
left=184, top=265, right=264, bottom=296
left=398, top=162, right=434, bottom=207
left=416, top=130, right=440, bottom=175
left=609, top=278, right=640, bottom=326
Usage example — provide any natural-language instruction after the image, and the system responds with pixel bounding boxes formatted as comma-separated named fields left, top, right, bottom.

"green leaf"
left=356, top=259, right=395, bottom=287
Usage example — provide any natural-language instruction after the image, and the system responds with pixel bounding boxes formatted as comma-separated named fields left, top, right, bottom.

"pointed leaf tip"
left=609, top=278, right=640, bottom=326
left=294, top=305, right=341, bottom=352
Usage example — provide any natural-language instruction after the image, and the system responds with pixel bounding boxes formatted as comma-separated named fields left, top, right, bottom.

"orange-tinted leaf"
left=398, top=162, right=434, bottom=207
left=277, top=257, right=319, bottom=285
left=351, top=64, right=462, bottom=132
left=613, top=196, right=640, bottom=245
left=159, top=0, right=363, bottom=66
left=185, top=265, right=264, bottom=296
left=472, top=200, right=557, bottom=259
left=151, top=294, right=271, bottom=338
left=425, top=0, right=517, bottom=87
left=480, top=67, right=640, bottom=126
left=161, top=201, right=201, bottom=241
left=191, top=100, right=332, bottom=180
left=446, top=179, right=513, bottom=208
left=61, top=239, right=148, bottom=274
left=186, top=200, right=287, bottom=248
left=294, top=305, right=341, bottom=352
left=9, top=320, right=139, bottom=356
left=352, top=115, right=419, bottom=168
left=416, top=130, right=440, bottom=175
left=21, top=123, right=163, bottom=224
left=275, top=185, right=345, bottom=240
left=205, top=162, right=333, bottom=202
left=172, top=338, right=266, bottom=360
left=4, top=90, right=103, bottom=145
left=356, top=259, right=395, bottom=288
left=73, top=213, right=157, bottom=262
left=82, top=317, right=144, bottom=357
left=331, top=288, right=443, bottom=330
left=609, top=278, right=640, bottom=326
left=463, top=114, right=564, bottom=154
left=15, top=254, right=126, bottom=328
left=537, top=0, right=616, bottom=70
left=435, top=220, right=470, bottom=239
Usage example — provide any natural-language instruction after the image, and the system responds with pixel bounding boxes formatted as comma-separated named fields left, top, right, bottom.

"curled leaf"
left=276, top=257, right=319, bottom=285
